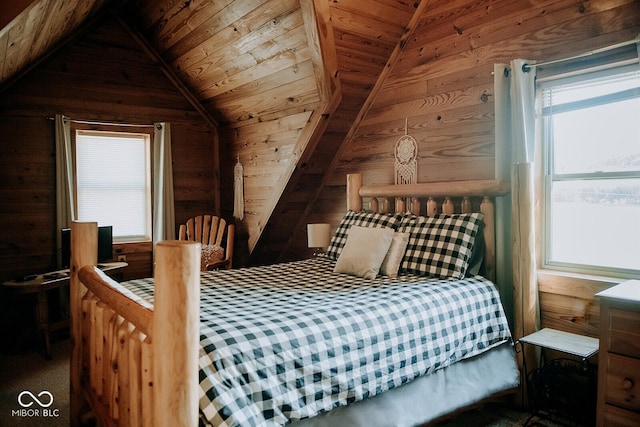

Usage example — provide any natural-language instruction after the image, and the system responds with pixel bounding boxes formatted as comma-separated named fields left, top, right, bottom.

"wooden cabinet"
left=596, top=280, right=640, bottom=426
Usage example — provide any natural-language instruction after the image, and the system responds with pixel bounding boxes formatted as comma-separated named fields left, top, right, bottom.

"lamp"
left=307, top=223, right=331, bottom=257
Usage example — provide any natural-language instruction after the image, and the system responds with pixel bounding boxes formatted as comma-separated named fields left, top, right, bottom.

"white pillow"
left=380, top=232, right=410, bottom=277
left=333, top=225, right=394, bottom=279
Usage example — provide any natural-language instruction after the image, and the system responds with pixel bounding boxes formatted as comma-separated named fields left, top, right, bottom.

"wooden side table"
left=2, top=262, right=127, bottom=359
left=518, top=328, right=599, bottom=426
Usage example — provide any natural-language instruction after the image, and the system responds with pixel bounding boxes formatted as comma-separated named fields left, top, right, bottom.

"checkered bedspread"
left=122, top=257, right=512, bottom=427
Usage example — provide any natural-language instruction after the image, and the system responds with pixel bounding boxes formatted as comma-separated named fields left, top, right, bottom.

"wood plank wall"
left=0, top=17, right=217, bottom=286
left=134, top=0, right=328, bottom=262
left=0, top=0, right=638, bottom=350
left=309, top=0, right=640, bottom=340
left=243, top=0, right=416, bottom=265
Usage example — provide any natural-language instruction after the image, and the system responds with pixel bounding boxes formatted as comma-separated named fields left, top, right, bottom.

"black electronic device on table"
left=61, top=225, right=113, bottom=268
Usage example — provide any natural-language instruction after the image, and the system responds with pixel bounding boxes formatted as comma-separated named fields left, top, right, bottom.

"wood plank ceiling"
left=0, top=0, right=419, bottom=262
left=259, top=0, right=418, bottom=263
left=0, top=0, right=110, bottom=84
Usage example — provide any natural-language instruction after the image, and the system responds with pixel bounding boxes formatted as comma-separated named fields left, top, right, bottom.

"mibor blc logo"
left=12, top=391, right=60, bottom=418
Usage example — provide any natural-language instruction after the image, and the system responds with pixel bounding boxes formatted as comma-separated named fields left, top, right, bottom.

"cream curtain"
left=153, top=122, right=176, bottom=245
left=55, top=114, right=76, bottom=268
left=494, top=60, right=540, bottom=403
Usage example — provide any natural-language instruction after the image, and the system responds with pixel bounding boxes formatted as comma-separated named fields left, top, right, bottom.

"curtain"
left=153, top=122, right=176, bottom=246
left=55, top=114, right=75, bottom=268
left=493, top=65, right=514, bottom=327
left=494, top=60, right=540, bottom=405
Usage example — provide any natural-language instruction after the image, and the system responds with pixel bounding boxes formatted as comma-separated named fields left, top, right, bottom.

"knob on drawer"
left=622, top=378, right=634, bottom=391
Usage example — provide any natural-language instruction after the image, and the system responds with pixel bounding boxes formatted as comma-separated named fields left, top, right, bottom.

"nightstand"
left=596, top=280, right=640, bottom=426
left=518, top=328, right=599, bottom=426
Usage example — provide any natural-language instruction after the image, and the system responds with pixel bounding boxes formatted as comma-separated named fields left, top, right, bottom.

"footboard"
left=70, top=221, right=201, bottom=427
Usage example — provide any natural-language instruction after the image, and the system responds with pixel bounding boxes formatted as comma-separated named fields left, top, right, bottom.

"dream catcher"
left=233, top=155, right=244, bottom=220
left=394, top=118, right=418, bottom=185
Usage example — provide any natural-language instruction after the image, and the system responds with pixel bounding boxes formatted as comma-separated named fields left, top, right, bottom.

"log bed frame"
left=69, top=173, right=510, bottom=427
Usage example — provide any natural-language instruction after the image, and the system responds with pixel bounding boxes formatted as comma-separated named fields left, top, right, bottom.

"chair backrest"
left=178, top=215, right=234, bottom=269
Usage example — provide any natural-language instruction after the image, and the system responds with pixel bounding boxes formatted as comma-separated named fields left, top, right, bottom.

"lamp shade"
left=307, top=223, right=331, bottom=249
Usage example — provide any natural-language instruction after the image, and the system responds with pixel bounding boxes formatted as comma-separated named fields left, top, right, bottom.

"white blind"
left=542, top=66, right=640, bottom=111
left=76, top=131, right=151, bottom=242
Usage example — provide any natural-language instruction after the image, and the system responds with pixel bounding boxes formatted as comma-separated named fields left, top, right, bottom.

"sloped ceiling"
left=0, top=0, right=340, bottom=125
left=133, top=0, right=319, bottom=125
left=0, top=0, right=419, bottom=262
left=5, top=1, right=636, bottom=265
left=0, top=0, right=111, bottom=84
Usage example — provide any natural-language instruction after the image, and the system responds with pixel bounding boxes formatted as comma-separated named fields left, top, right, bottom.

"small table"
left=519, top=328, right=599, bottom=363
left=518, top=328, right=599, bottom=425
left=2, top=262, right=127, bottom=359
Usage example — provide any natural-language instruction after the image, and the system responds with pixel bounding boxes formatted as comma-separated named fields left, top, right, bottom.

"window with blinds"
left=75, top=130, right=152, bottom=242
left=540, top=65, right=640, bottom=276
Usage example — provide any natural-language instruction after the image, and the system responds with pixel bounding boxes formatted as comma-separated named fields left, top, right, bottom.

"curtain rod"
left=46, top=116, right=156, bottom=128
left=523, top=35, right=640, bottom=72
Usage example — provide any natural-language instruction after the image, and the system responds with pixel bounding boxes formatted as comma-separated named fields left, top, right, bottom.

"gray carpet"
left=0, top=338, right=570, bottom=427
left=0, top=337, right=70, bottom=426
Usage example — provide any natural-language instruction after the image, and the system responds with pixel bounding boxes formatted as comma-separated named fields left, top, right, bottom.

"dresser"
left=596, top=280, right=640, bottom=426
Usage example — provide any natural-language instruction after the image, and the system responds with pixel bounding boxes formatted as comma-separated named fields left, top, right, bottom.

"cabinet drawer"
left=608, top=308, right=640, bottom=358
left=602, top=404, right=640, bottom=427
left=605, top=353, right=640, bottom=412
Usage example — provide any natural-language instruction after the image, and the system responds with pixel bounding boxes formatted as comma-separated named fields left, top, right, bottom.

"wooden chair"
left=178, top=215, right=234, bottom=270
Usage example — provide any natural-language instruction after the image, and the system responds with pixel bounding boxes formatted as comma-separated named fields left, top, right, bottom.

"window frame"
left=72, top=125, right=154, bottom=244
left=540, top=65, right=640, bottom=278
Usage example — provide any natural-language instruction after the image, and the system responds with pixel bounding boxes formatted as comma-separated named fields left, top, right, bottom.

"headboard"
left=346, top=173, right=510, bottom=281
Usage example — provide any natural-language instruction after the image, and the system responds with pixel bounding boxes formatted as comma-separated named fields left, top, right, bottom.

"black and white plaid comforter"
left=122, top=257, right=512, bottom=427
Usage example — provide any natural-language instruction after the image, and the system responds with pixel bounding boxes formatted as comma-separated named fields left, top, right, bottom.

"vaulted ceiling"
left=0, top=0, right=419, bottom=261
left=2, top=1, right=639, bottom=265
left=0, top=0, right=416, bottom=127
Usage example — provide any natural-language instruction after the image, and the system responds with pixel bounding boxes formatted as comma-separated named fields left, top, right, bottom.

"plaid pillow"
left=400, top=213, right=483, bottom=279
left=325, top=210, right=403, bottom=260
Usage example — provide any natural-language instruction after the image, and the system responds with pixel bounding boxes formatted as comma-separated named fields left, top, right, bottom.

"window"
left=541, top=65, right=640, bottom=276
left=75, top=130, right=152, bottom=242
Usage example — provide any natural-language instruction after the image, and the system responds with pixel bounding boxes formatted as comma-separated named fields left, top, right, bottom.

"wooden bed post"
left=480, top=197, right=497, bottom=282
left=70, top=221, right=98, bottom=427
left=346, top=173, right=363, bottom=211
left=153, top=240, right=201, bottom=427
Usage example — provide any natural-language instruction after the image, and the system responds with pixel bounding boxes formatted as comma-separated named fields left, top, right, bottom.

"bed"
left=69, top=173, right=518, bottom=427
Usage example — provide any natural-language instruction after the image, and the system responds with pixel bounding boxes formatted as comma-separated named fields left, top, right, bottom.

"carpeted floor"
left=0, top=336, right=70, bottom=427
left=0, top=337, right=576, bottom=427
